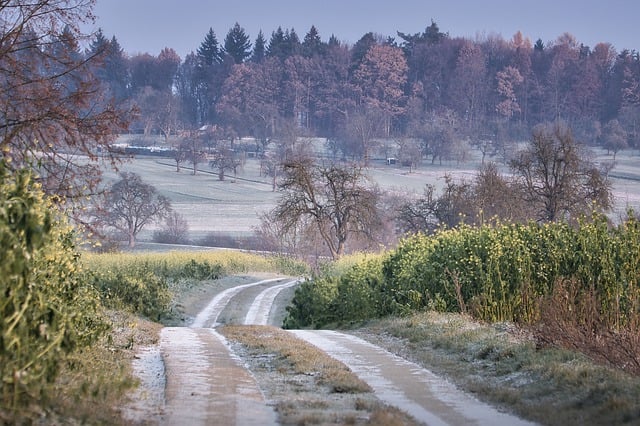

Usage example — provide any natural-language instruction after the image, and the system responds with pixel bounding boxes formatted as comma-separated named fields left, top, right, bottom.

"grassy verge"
left=27, top=311, right=163, bottom=424
left=354, top=312, right=640, bottom=426
left=220, top=325, right=418, bottom=425
left=221, top=325, right=371, bottom=394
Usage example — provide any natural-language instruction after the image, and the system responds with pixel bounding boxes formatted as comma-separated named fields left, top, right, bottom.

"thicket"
left=82, top=250, right=308, bottom=320
left=284, top=215, right=640, bottom=372
left=0, top=164, right=108, bottom=415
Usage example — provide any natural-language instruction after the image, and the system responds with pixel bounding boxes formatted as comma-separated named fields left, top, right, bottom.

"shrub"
left=0, top=163, right=107, bottom=413
left=85, top=267, right=172, bottom=321
left=285, top=214, right=640, bottom=344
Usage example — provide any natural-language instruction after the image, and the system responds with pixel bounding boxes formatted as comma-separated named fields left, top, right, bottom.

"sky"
left=89, top=0, right=640, bottom=59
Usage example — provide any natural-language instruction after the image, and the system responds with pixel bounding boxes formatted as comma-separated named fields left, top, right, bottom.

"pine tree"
left=302, top=25, right=324, bottom=58
left=267, top=26, right=286, bottom=59
left=86, top=30, right=129, bottom=102
left=223, top=22, right=252, bottom=64
left=251, top=30, right=266, bottom=63
left=197, top=28, right=222, bottom=66
left=285, top=28, right=302, bottom=56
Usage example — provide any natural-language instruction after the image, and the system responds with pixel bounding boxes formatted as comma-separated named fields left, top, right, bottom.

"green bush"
left=284, top=214, right=640, bottom=329
left=85, top=267, right=172, bottom=321
left=180, top=259, right=224, bottom=280
left=283, top=254, right=386, bottom=328
left=0, top=163, right=107, bottom=412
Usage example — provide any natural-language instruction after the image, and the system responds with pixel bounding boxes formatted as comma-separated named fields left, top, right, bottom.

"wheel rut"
left=161, top=327, right=276, bottom=425
left=132, top=276, right=537, bottom=425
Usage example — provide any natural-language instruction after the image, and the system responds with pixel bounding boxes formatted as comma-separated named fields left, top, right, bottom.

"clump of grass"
left=221, top=325, right=370, bottom=394
left=357, top=311, right=640, bottom=426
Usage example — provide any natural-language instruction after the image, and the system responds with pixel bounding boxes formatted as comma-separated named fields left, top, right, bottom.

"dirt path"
left=161, top=327, right=276, bottom=425
left=129, top=277, right=537, bottom=425
left=290, top=330, right=536, bottom=426
left=235, top=278, right=535, bottom=425
left=244, top=279, right=301, bottom=325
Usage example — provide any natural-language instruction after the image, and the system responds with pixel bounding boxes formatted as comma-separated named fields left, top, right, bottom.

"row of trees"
left=89, top=21, right=640, bottom=164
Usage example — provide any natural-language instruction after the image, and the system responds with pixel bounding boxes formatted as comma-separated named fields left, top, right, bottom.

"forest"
left=88, top=20, right=640, bottom=163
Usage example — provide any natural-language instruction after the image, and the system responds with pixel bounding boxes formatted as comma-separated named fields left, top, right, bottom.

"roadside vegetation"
left=0, top=175, right=306, bottom=424
left=356, top=313, right=640, bottom=426
left=283, top=213, right=640, bottom=424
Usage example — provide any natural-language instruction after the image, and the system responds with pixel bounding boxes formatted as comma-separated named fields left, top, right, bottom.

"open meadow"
left=106, top=138, right=640, bottom=245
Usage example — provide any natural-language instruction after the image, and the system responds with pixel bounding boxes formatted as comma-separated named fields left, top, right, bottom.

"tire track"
left=239, top=281, right=537, bottom=425
left=244, top=279, right=301, bottom=325
left=191, top=277, right=284, bottom=328
left=161, top=327, right=276, bottom=425
left=290, top=330, right=537, bottom=426
left=158, top=277, right=289, bottom=425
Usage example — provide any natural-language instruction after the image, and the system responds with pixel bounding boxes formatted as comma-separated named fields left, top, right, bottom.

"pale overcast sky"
left=90, top=0, right=640, bottom=59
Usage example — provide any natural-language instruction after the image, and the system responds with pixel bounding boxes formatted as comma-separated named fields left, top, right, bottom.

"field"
left=104, top=137, right=640, bottom=244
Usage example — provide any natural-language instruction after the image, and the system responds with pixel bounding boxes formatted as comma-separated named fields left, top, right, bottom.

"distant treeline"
left=88, top=21, right=640, bottom=162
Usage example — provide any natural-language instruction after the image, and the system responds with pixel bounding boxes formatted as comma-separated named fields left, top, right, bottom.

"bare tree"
left=0, top=1, right=131, bottom=201
left=273, top=158, right=381, bottom=259
left=179, top=130, right=207, bottom=175
left=209, top=141, right=243, bottom=181
left=397, top=184, right=440, bottom=234
left=100, top=172, right=172, bottom=247
left=153, top=211, right=190, bottom=244
left=510, top=122, right=613, bottom=222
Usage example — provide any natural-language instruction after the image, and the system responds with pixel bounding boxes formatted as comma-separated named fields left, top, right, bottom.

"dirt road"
left=128, top=277, right=536, bottom=425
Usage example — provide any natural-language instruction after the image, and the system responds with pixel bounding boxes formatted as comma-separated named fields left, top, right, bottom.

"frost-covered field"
left=110, top=145, right=640, bottom=242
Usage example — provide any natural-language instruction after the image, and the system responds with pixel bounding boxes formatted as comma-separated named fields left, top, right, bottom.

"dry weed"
left=221, top=325, right=371, bottom=393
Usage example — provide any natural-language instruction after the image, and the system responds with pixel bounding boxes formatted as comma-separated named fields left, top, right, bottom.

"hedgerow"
left=285, top=214, right=640, bottom=335
left=81, top=250, right=308, bottom=321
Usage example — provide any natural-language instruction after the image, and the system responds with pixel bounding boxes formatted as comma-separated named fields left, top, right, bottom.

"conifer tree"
left=251, top=30, right=266, bottom=63
left=223, top=22, right=252, bottom=64
left=267, top=26, right=286, bottom=59
left=197, top=28, right=222, bottom=66
left=302, top=25, right=324, bottom=57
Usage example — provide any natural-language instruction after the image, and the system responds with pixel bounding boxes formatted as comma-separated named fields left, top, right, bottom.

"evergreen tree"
left=285, top=28, right=302, bottom=56
left=302, top=25, right=325, bottom=57
left=197, top=28, right=222, bottom=66
left=195, top=28, right=224, bottom=124
left=328, top=34, right=340, bottom=48
left=223, top=22, right=252, bottom=64
left=351, top=32, right=376, bottom=69
left=398, top=20, right=447, bottom=57
left=423, top=20, right=447, bottom=44
left=267, top=27, right=302, bottom=60
left=251, top=30, right=266, bottom=63
left=267, top=26, right=286, bottom=59
left=86, top=28, right=109, bottom=58
left=86, top=30, right=129, bottom=102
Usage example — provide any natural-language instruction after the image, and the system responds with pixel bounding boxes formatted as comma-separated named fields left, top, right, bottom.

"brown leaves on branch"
left=0, top=1, right=132, bottom=202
